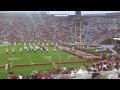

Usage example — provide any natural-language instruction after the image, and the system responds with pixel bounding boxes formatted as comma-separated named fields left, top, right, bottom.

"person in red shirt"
left=34, top=71, right=42, bottom=79
left=8, top=72, right=18, bottom=79
left=56, top=67, right=61, bottom=74
left=44, top=73, right=52, bottom=79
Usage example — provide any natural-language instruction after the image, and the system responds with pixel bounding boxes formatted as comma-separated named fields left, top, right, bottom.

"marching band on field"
left=3, top=42, right=70, bottom=55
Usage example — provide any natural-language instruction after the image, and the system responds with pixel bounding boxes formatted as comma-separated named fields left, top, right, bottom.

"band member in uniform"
left=72, top=47, right=74, bottom=52
left=5, top=63, right=9, bottom=73
left=40, top=47, right=43, bottom=52
left=20, top=48, right=22, bottom=54
left=67, top=47, right=69, bottom=51
left=61, top=46, right=63, bottom=52
left=12, top=48, right=15, bottom=54
left=34, top=48, right=36, bottom=53
left=6, top=48, right=8, bottom=55
left=26, top=48, right=29, bottom=53
left=54, top=47, right=56, bottom=52
left=46, top=47, right=48, bottom=53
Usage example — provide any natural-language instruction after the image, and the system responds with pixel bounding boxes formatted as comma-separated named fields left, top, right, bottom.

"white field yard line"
left=56, top=45, right=77, bottom=60
left=26, top=52, right=33, bottom=64
left=10, top=45, right=21, bottom=65
left=50, top=46, right=67, bottom=62
left=41, top=46, right=54, bottom=62
left=51, top=45, right=69, bottom=61
left=40, top=51, right=50, bottom=62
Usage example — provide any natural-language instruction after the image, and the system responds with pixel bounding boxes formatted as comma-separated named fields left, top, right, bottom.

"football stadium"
left=0, top=11, right=120, bottom=79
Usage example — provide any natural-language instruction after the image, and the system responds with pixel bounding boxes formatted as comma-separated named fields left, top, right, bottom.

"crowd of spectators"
left=0, top=15, right=74, bottom=44
left=0, top=14, right=120, bottom=45
left=0, top=14, right=120, bottom=79
left=83, top=16, right=120, bottom=45
left=5, top=60, right=120, bottom=79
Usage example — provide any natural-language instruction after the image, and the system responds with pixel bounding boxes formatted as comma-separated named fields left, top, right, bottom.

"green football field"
left=0, top=44, right=94, bottom=78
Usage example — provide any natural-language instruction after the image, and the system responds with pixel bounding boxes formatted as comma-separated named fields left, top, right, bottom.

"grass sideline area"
left=0, top=44, right=94, bottom=78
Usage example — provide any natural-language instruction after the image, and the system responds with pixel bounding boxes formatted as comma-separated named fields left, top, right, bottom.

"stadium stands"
left=0, top=12, right=120, bottom=79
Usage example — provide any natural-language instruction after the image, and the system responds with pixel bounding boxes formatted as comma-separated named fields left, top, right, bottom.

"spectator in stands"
left=92, top=70, right=100, bottom=79
left=8, top=72, right=18, bottom=79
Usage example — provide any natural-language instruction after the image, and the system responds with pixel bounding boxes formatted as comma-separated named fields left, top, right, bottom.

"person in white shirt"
left=72, top=47, right=74, bottom=52
left=61, top=46, right=63, bottom=52
left=46, top=47, right=48, bottom=53
left=34, top=48, right=36, bottom=53
left=9, top=43, right=11, bottom=46
left=26, top=48, right=29, bottom=53
left=19, top=75, right=23, bottom=79
left=51, top=43, right=53, bottom=46
left=54, top=47, right=56, bottom=52
left=56, top=43, right=57, bottom=46
left=33, top=43, right=35, bottom=45
left=46, top=43, right=48, bottom=46
left=38, top=42, right=40, bottom=46
left=63, top=66, right=67, bottom=71
left=102, top=64, right=107, bottom=71
left=19, top=43, right=21, bottom=46
left=14, top=42, right=16, bottom=46
left=40, top=47, right=43, bottom=52
left=24, top=43, right=26, bottom=46
left=12, top=48, right=15, bottom=54
left=30, top=45, right=33, bottom=51
left=70, top=71, right=75, bottom=78
left=6, top=48, right=8, bottom=55
left=5, top=63, right=9, bottom=73
left=42, top=43, right=44, bottom=46
left=67, top=47, right=69, bottom=51
left=29, top=43, right=31, bottom=46
left=20, top=48, right=22, bottom=54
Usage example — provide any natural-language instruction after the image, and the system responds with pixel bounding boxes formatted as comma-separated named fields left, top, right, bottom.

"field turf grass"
left=0, top=44, right=94, bottom=78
